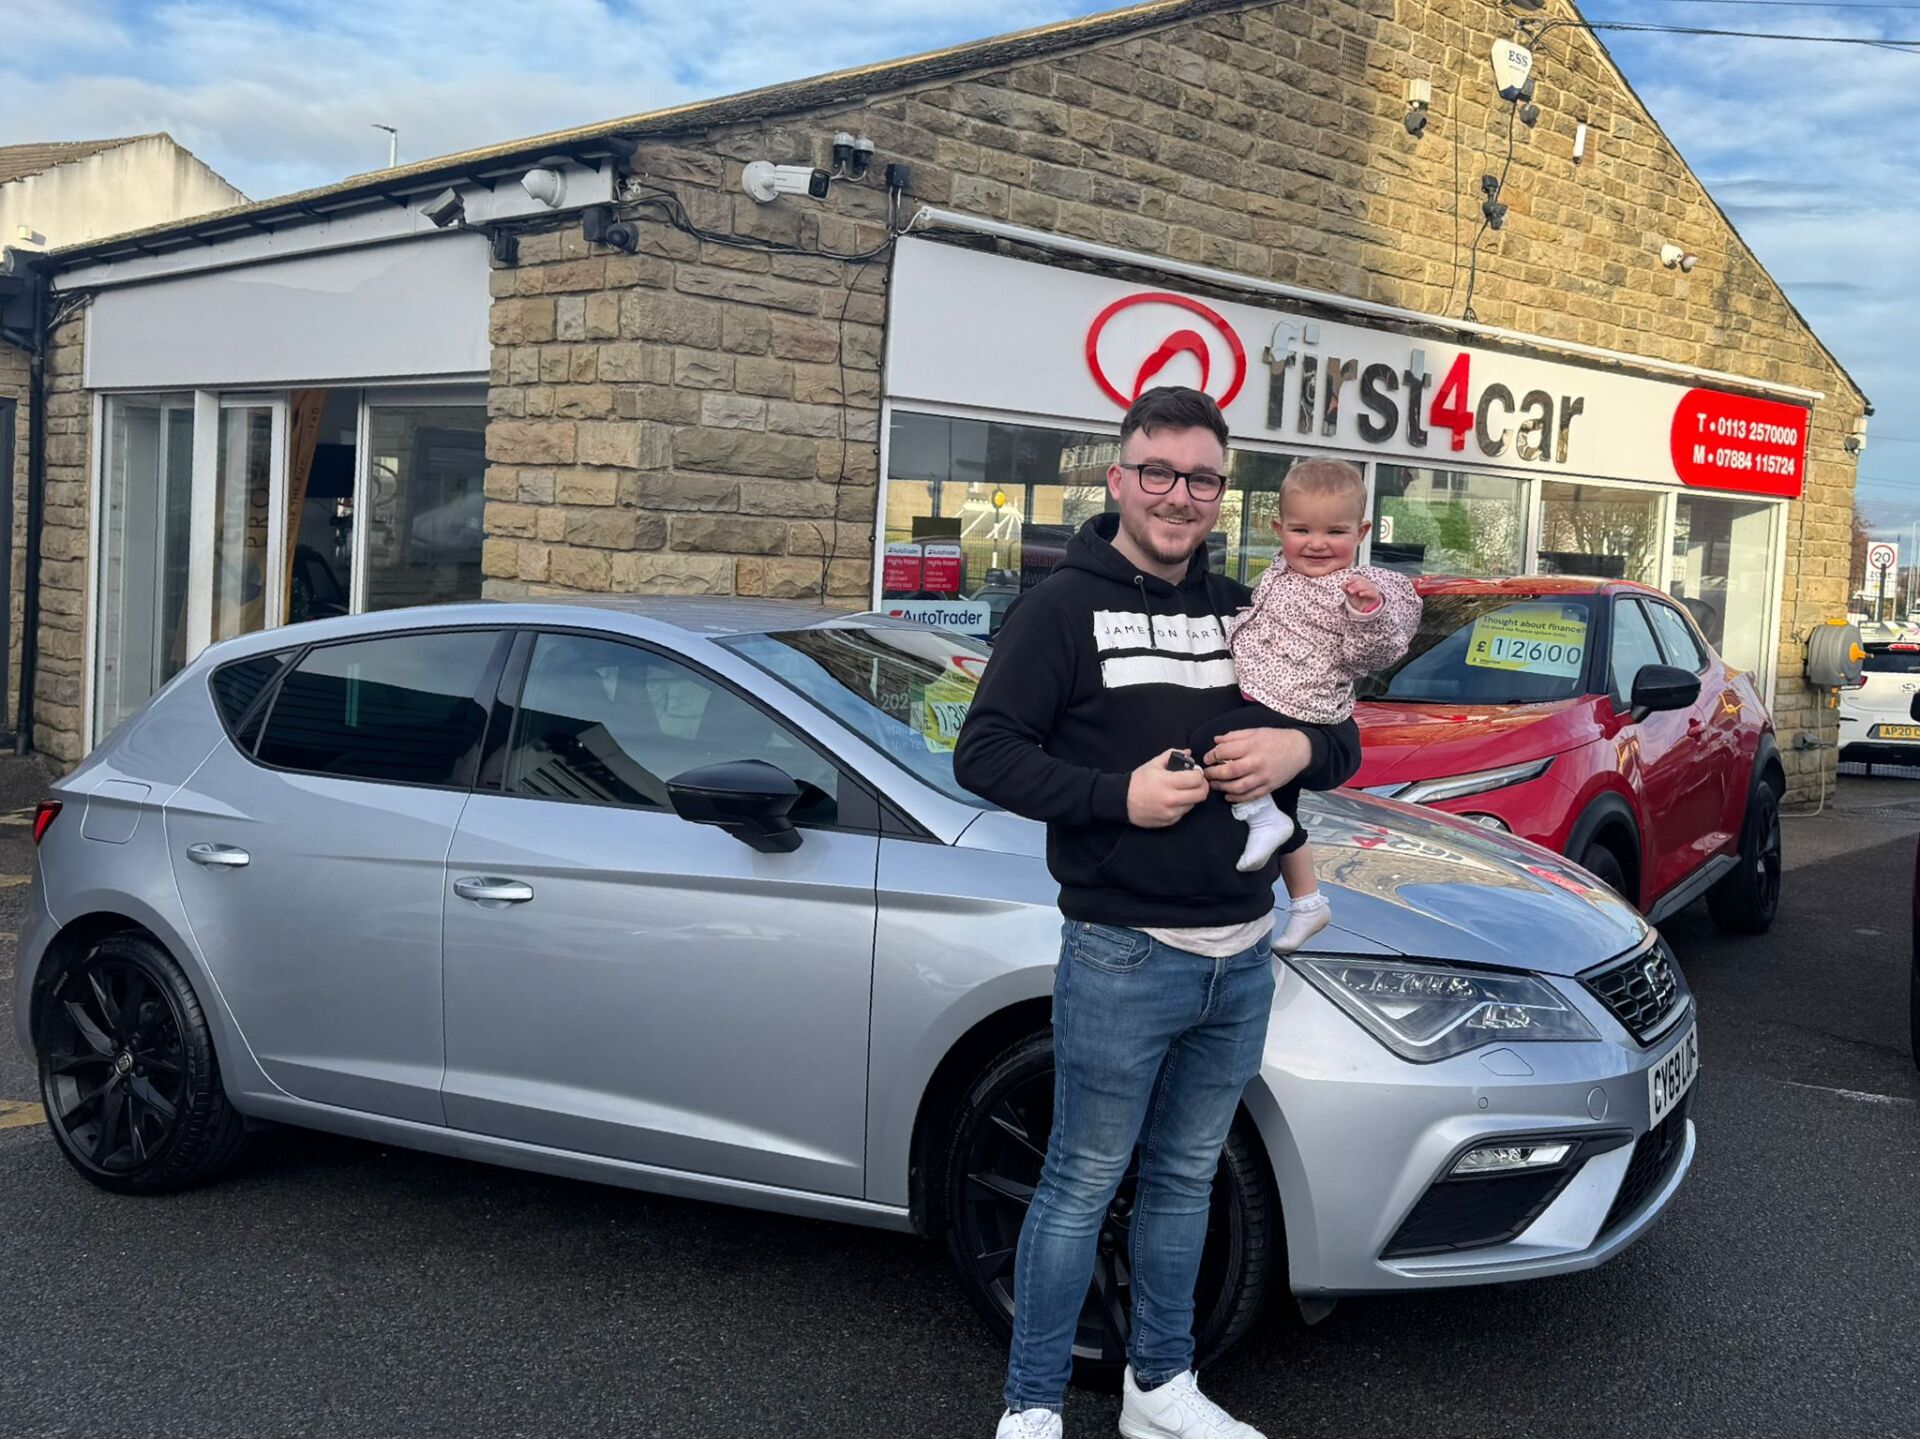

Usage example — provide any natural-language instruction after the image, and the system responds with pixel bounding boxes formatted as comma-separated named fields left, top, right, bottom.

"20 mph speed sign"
left=1868, top=541, right=1898, bottom=576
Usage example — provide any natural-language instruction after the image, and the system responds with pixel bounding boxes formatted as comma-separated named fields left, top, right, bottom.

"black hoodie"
left=953, top=514, right=1361, bottom=928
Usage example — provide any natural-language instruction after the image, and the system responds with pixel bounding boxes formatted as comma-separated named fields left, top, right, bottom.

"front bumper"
left=1248, top=958, right=1696, bottom=1296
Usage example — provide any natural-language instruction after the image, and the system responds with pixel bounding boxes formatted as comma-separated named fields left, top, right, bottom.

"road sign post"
left=1866, top=541, right=1899, bottom=621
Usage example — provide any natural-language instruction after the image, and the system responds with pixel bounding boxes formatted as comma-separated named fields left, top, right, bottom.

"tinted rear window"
left=210, top=653, right=289, bottom=745
left=256, top=632, right=498, bottom=786
left=1863, top=645, right=1920, bottom=675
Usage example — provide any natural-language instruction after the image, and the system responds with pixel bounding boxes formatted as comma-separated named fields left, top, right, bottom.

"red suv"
left=1352, top=576, right=1783, bottom=933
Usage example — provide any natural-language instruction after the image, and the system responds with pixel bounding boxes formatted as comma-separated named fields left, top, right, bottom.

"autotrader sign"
left=887, top=238, right=1810, bottom=498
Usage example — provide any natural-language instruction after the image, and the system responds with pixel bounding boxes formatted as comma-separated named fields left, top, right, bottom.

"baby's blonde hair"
left=1280, top=458, right=1368, bottom=521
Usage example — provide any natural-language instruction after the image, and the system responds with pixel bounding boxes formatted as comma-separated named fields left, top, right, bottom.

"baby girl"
left=1198, top=458, right=1421, bottom=952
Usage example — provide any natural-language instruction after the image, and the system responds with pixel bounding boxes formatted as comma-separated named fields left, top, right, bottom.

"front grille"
left=1599, top=1090, right=1693, bottom=1238
left=1382, top=1166, right=1580, bottom=1258
left=1582, top=940, right=1686, bottom=1044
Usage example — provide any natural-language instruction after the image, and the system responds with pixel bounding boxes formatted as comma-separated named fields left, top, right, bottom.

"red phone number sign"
left=1668, top=389, right=1808, bottom=499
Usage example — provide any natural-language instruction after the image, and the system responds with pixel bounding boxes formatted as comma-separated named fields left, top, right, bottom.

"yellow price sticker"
left=1465, top=605, right=1589, bottom=678
left=917, top=674, right=975, bottom=752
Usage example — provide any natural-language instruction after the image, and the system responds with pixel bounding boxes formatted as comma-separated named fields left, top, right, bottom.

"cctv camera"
left=1659, top=243, right=1698, bottom=272
left=421, top=188, right=465, bottom=229
left=1404, top=109, right=1430, bottom=137
left=520, top=167, right=567, bottom=209
left=580, top=204, right=638, bottom=254
left=1482, top=199, right=1508, bottom=231
left=743, top=161, right=832, bottom=204
left=1680, top=252, right=1698, bottom=273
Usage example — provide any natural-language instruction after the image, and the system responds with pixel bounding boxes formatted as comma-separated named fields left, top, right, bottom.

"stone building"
left=5, top=0, right=1867, bottom=804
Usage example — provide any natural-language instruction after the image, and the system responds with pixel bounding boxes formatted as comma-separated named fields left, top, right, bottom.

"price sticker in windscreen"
left=1465, top=604, right=1588, bottom=679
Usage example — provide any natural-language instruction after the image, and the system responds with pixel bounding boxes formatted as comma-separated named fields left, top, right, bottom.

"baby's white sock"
left=1231, top=797, right=1295, bottom=872
left=1274, top=890, right=1331, bottom=953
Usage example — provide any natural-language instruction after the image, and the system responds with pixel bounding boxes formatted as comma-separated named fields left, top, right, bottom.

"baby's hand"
left=1342, top=575, right=1383, bottom=613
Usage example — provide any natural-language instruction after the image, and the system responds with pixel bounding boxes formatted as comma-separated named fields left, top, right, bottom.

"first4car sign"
left=888, top=239, right=1810, bottom=500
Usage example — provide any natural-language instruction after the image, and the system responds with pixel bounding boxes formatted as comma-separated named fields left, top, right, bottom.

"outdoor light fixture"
left=1480, top=174, right=1508, bottom=231
left=421, top=188, right=465, bottom=229
left=1573, top=121, right=1588, bottom=164
left=520, top=167, right=568, bottom=209
left=831, top=132, right=876, bottom=179
left=1404, top=78, right=1432, bottom=137
left=743, top=161, right=832, bottom=204
left=1659, top=243, right=1699, bottom=273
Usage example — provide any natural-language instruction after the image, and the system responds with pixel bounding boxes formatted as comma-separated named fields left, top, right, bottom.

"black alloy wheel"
left=1707, top=781, right=1783, bottom=935
left=36, top=933, right=247, bottom=1194
left=943, top=1033, right=1276, bottom=1390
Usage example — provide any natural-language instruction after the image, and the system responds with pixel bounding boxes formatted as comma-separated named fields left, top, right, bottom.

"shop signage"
left=881, top=540, right=963, bottom=594
left=886, top=599, right=992, bottom=635
left=887, top=238, right=1810, bottom=500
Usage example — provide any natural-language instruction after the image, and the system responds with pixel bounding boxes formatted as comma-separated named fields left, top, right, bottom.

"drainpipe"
left=0, top=260, right=48, bottom=756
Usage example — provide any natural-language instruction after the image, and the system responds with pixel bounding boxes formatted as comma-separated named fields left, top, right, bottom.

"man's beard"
left=1121, top=507, right=1205, bottom=568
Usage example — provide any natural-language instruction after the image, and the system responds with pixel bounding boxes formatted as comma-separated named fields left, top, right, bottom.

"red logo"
left=1085, top=292, right=1247, bottom=411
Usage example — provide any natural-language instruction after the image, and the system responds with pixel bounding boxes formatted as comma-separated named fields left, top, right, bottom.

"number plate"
left=1648, top=1023, right=1699, bottom=1126
left=1873, top=724, right=1920, bottom=740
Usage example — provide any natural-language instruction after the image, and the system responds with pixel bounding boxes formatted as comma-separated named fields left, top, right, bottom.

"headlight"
left=1288, top=956, right=1600, bottom=1063
left=1385, top=757, right=1554, bottom=806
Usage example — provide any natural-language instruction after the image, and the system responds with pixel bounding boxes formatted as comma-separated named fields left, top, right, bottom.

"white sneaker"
left=997, top=1407, right=1063, bottom=1439
left=1230, top=797, right=1294, bottom=872
left=1119, top=1369, right=1265, bottom=1438
left=1273, top=894, right=1331, bottom=953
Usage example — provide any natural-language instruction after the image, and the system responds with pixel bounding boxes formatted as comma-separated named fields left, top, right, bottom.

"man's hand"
left=1204, top=729, right=1312, bottom=803
left=1128, top=748, right=1211, bottom=828
left=1342, top=574, right=1383, bottom=613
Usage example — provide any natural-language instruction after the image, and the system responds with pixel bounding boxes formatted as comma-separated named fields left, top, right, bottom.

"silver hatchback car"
left=15, top=600, right=1699, bottom=1380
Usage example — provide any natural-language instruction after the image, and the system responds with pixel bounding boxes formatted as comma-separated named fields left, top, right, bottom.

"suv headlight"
left=1288, top=956, right=1600, bottom=1063
left=1386, top=757, right=1554, bottom=806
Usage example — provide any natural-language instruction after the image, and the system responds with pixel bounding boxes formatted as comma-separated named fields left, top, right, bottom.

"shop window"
left=1669, top=494, right=1776, bottom=674
left=364, top=405, right=487, bottom=611
left=95, top=395, right=196, bottom=742
left=1371, top=466, right=1525, bottom=577
left=882, top=411, right=1302, bottom=625
left=1537, top=481, right=1662, bottom=585
left=255, top=630, right=498, bottom=786
left=212, top=405, right=275, bottom=644
left=507, top=633, right=838, bottom=825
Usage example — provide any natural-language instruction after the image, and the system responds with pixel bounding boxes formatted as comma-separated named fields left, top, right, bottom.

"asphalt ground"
left=2, top=763, right=1916, bottom=1439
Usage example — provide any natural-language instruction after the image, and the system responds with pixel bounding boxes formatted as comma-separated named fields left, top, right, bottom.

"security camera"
left=1519, top=103, right=1540, bottom=128
left=421, top=188, right=465, bottom=229
left=831, top=133, right=877, bottom=179
left=580, top=204, right=638, bottom=254
left=1405, top=109, right=1430, bottom=137
left=1482, top=199, right=1509, bottom=231
left=1404, top=78, right=1431, bottom=137
left=743, top=161, right=831, bottom=204
left=520, top=167, right=567, bottom=209
left=1659, top=243, right=1699, bottom=273
left=1491, top=37, right=1535, bottom=102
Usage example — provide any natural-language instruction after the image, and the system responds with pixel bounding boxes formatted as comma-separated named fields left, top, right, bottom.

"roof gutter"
left=906, top=207, right=1825, bottom=404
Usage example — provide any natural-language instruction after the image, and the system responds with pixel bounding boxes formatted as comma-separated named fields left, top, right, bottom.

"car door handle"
left=185, top=843, right=251, bottom=869
left=453, top=877, right=535, bottom=905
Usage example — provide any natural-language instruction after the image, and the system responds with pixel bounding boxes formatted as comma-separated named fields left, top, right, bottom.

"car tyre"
left=941, top=1030, right=1278, bottom=1391
left=1706, top=779, right=1783, bottom=935
left=1578, top=841, right=1630, bottom=900
left=35, top=932, right=247, bottom=1195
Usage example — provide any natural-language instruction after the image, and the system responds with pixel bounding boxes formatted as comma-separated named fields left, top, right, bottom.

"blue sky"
left=4, top=0, right=1913, bottom=538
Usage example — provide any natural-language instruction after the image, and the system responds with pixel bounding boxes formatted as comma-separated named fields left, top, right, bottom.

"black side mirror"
left=1630, top=663, right=1701, bottom=720
left=667, top=760, right=802, bottom=853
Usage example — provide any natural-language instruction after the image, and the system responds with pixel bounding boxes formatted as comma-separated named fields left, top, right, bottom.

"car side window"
left=1608, top=599, right=1666, bottom=708
left=255, top=631, right=499, bottom=786
left=506, top=632, right=840, bottom=827
left=210, top=652, right=291, bottom=748
left=1647, top=602, right=1709, bottom=674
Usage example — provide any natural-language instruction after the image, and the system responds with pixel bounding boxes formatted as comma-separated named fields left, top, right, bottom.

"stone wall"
left=0, top=340, right=26, bottom=734
left=482, top=0, right=1861, bottom=798
left=29, top=315, right=87, bottom=766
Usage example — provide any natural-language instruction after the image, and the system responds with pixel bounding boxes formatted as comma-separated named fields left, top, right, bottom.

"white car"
left=1840, top=639, right=1920, bottom=769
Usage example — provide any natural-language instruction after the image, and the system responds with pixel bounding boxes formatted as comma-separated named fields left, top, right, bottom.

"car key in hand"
left=1165, top=750, right=1200, bottom=772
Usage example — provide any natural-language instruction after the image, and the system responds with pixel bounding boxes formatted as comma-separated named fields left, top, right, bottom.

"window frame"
left=479, top=626, right=883, bottom=836
left=236, top=625, right=513, bottom=793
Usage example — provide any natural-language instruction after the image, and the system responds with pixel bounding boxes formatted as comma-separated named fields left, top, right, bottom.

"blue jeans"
left=1003, top=921, right=1276, bottom=1414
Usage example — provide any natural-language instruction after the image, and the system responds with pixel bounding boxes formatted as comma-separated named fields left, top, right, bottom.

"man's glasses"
left=1118, top=463, right=1227, bottom=503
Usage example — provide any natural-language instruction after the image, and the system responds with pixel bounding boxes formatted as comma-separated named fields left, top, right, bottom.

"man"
left=953, top=387, right=1361, bottom=1439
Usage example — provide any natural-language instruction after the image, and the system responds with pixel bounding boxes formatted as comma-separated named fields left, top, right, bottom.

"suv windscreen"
left=718, top=625, right=991, bottom=806
left=1354, top=595, right=1595, bottom=705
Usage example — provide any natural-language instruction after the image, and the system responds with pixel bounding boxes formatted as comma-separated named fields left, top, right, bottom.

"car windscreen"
left=717, top=625, right=993, bottom=807
left=1354, top=595, right=1596, bottom=705
left=1862, top=644, right=1920, bottom=675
